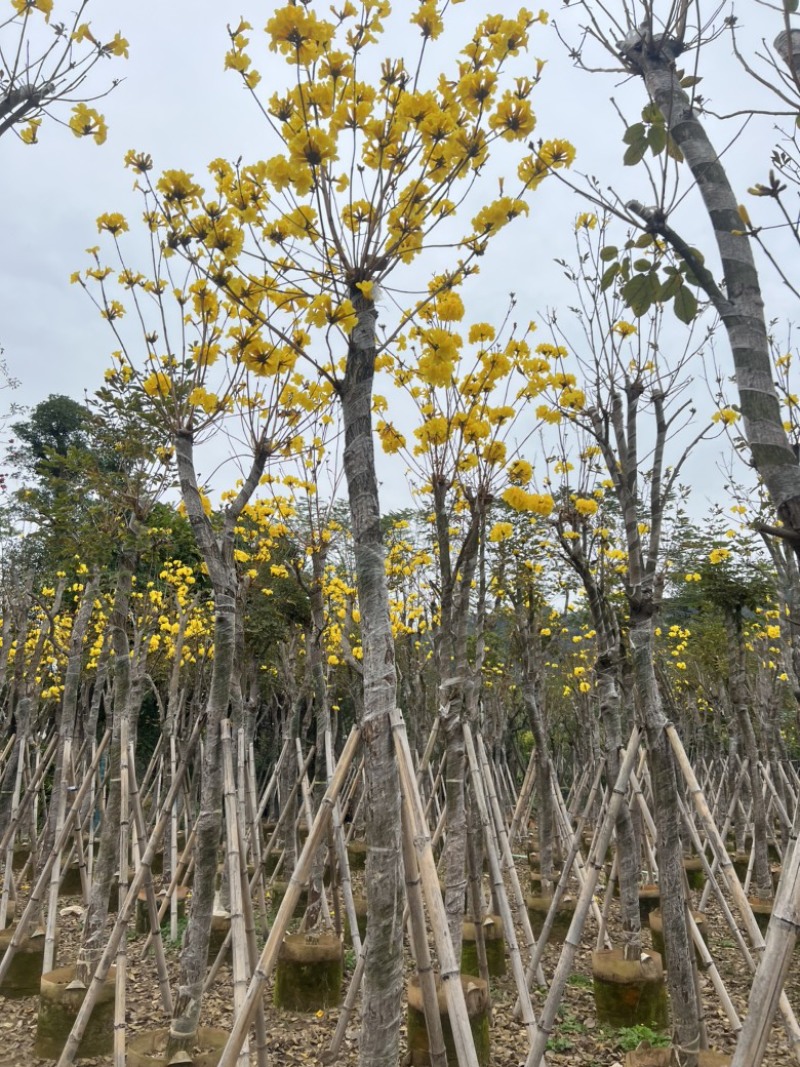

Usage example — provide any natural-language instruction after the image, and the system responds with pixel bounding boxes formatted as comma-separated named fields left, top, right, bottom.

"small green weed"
left=616, top=1024, right=670, bottom=1051
left=567, top=972, right=593, bottom=989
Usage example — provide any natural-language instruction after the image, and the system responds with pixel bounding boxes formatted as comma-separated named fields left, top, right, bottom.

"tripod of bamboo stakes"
left=4, top=698, right=800, bottom=1067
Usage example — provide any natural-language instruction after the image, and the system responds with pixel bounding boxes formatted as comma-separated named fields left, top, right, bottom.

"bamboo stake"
left=0, top=734, right=25, bottom=929
left=221, top=720, right=250, bottom=1067
left=0, top=729, right=111, bottom=986
left=113, top=711, right=130, bottom=1067
left=324, top=728, right=361, bottom=957
left=509, top=749, right=537, bottom=848
left=53, top=714, right=204, bottom=1067
left=731, top=819, right=800, bottom=1067
left=0, top=730, right=57, bottom=854
left=463, top=723, right=538, bottom=1048
left=401, top=795, right=448, bottom=1067
left=43, top=737, right=72, bottom=973
left=667, top=725, right=800, bottom=1063
left=215, top=725, right=361, bottom=1067
left=234, top=808, right=269, bottom=1067
left=127, top=743, right=172, bottom=1013
left=295, top=738, right=333, bottom=931
left=475, top=732, right=545, bottom=986
left=391, top=708, right=480, bottom=1067
left=515, top=760, right=607, bottom=1015
left=323, top=937, right=367, bottom=1065
left=525, top=726, right=640, bottom=1067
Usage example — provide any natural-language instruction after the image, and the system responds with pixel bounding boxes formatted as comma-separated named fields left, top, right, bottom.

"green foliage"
left=599, top=230, right=703, bottom=323
left=616, top=1025, right=671, bottom=1051
left=622, top=104, right=684, bottom=167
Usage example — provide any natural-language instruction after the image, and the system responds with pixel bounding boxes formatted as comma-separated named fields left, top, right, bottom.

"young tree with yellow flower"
left=381, top=302, right=552, bottom=957
left=77, top=204, right=326, bottom=1054
left=526, top=212, right=714, bottom=1065
left=116, top=3, right=573, bottom=1060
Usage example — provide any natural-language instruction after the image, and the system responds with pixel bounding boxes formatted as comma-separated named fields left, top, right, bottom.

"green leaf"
left=634, top=233, right=654, bottom=249
left=600, top=263, right=619, bottom=292
left=622, top=273, right=656, bottom=316
left=633, top=258, right=652, bottom=272
left=673, top=284, right=698, bottom=324
left=680, top=75, right=702, bottom=88
left=641, top=102, right=663, bottom=125
left=623, top=138, right=648, bottom=166
left=648, top=123, right=666, bottom=156
left=666, top=134, right=684, bottom=163
left=786, top=0, right=799, bottom=13
left=659, top=272, right=682, bottom=301
left=623, top=122, right=645, bottom=145
left=599, top=246, right=618, bottom=262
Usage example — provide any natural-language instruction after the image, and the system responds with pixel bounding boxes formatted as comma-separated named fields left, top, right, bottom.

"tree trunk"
left=338, top=288, right=404, bottom=1067
left=621, top=30, right=800, bottom=535
left=630, top=615, right=699, bottom=1067
left=76, top=564, right=133, bottom=985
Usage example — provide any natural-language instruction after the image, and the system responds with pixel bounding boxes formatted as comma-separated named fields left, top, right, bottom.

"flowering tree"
left=118, top=3, right=573, bottom=1060
left=1, top=0, right=127, bottom=143
left=524, top=209, right=714, bottom=1064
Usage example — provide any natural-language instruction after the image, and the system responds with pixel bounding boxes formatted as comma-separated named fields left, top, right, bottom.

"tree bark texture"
left=622, top=32, right=800, bottom=536
left=339, top=289, right=404, bottom=1067
left=630, top=616, right=699, bottom=1067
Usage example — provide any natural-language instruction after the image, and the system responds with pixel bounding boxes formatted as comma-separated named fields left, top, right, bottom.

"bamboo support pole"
left=323, top=937, right=367, bottom=1064
left=677, top=797, right=741, bottom=1035
left=0, top=734, right=25, bottom=929
left=127, top=744, right=172, bottom=1012
left=524, top=726, right=640, bottom=1067
left=113, top=712, right=130, bottom=1067
left=515, top=759, right=606, bottom=1017
left=236, top=807, right=269, bottom=1067
left=667, top=725, right=800, bottom=1063
left=731, top=811, right=800, bottom=1067
left=44, top=738, right=72, bottom=973
left=401, top=796, right=448, bottom=1067
left=53, top=714, right=204, bottom=1067
left=261, top=746, right=315, bottom=866
left=215, top=725, right=361, bottom=1067
left=509, top=749, right=537, bottom=848
left=463, top=723, right=538, bottom=1048
left=324, top=728, right=361, bottom=957
left=0, top=730, right=57, bottom=854
left=295, top=738, right=333, bottom=931
left=475, top=733, right=545, bottom=985
left=221, top=720, right=250, bottom=1067
left=390, top=708, right=480, bottom=1067
left=548, top=764, right=608, bottom=941
left=0, top=731, right=110, bottom=986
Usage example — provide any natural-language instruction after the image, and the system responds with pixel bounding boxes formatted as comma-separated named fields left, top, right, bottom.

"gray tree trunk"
left=630, top=615, right=699, bottom=1067
left=621, top=30, right=800, bottom=534
left=76, top=563, right=133, bottom=985
left=168, top=428, right=267, bottom=1055
left=338, top=288, right=404, bottom=1067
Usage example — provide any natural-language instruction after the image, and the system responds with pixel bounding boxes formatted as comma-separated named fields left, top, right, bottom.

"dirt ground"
left=0, top=858, right=798, bottom=1067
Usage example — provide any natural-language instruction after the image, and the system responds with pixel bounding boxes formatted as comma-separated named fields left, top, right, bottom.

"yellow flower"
left=69, top=103, right=107, bottom=145
left=574, top=498, right=598, bottom=517
left=708, top=548, right=730, bottom=565
left=711, top=408, right=739, bottom=426
left=507, top=459, right=533, bottom=485
left=96, top=213, right=128, bottom=235
left=488, top=522, right=513, bottom=543
left=613, top=320, right=637, bottom=338
left=142, top=371, right=171, bottom=398
left=502, top=487, right=553, bottom=515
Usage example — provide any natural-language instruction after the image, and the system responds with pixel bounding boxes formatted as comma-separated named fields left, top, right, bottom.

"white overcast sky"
left=0, top=0, right=795, bottom=514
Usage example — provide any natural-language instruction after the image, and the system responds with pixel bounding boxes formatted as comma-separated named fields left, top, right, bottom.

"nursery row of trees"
left=5, top=2, right=800, bottom=1066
